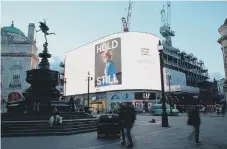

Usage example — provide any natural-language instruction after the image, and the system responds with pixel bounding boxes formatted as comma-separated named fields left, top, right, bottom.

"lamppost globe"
left=157, top=40, right=163, bottom=52
left=60, top=74, right=64, bottom=80
left=167, top=73, right=171, bottom=80
left=88, top=71, right=93, bottom=80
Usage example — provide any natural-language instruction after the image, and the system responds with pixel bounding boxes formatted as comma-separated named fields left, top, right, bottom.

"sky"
left=1, top=1, right=226, bottom=79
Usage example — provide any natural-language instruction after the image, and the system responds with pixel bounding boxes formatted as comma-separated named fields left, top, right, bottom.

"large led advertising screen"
left=65, top=32, right=161, bottom=95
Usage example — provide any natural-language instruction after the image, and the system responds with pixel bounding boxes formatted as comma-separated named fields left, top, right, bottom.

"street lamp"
left=167, top=72, right=173, bottom=115
left=158, top=40, right=169, bottom=127
left=86, top=71, right=93, bottom=108
left=64, top=78, right=67, bottom=96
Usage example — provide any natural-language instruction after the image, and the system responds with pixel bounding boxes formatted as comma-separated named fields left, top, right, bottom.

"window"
left=9, top=75, right=21, bottom=89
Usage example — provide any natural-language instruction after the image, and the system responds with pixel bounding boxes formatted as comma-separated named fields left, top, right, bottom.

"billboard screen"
left=95, top=37, right=122, bottom=87
left=65, top=32, right=161, bottom=95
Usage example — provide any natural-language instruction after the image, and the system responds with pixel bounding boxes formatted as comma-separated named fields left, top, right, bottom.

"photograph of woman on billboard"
left=95, top=37, right=122, bottom=87
left=103, top=50, right=118, bottom=85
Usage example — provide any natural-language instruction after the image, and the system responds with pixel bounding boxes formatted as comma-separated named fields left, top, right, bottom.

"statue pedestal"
left=22, top=68, right=71, bottom=114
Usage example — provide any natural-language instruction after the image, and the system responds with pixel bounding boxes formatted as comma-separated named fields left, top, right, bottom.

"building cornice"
left=218, top=35, right=227, bottom=44
left=218, top=24, right=227, bottom=33
left=1, top=52, right=39, bottom=61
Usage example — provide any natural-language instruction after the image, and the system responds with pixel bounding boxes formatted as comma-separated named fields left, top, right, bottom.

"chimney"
left=28, top=23, right=35, bottom=41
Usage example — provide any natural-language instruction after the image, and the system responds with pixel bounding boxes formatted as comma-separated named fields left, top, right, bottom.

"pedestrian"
left=119, top=102, right=136, bottom=148
left=202, top=105, right=206, bottom=115
left=69, top=97, right=75, bottom=112
left=187, top=106, right=203, bottom=145
left=222, top=104, right=226, bottom=115
left=179, top=105, right=183, bottom=115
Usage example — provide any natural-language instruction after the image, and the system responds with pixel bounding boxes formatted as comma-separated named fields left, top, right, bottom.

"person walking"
left=187, top=106, right=203, bottom=145
left=119, top=102, right=136, bottom=148
left=222, top=104, right=226, bottom=115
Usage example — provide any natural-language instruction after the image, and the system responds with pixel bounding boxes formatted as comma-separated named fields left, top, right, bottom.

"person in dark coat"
left=222, top=104, right=226, bottom=115
left=187, top=106, right=202, bottom=145
left=69, top=97, right=75, bottom=112
left=119, top=102, right=136, bottom=148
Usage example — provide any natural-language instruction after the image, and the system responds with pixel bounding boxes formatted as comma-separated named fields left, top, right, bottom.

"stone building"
left=1, top=21, right=39, bottom=103
left=218, top=18, right=227, bottom=106
left=217, top=78, right=225, bottom=96
left=218, top=18, right=227, bottom=78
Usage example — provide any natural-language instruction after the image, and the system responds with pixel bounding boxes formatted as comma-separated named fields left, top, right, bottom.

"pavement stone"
left=2, top=115, right=227, bottom=149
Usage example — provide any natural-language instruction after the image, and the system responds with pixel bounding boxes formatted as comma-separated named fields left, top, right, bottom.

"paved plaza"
left=2, top=115, right=227, bottom=149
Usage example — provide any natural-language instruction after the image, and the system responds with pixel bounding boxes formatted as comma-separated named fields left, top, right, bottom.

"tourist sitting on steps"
left=49, top=107, right=63, bottom=127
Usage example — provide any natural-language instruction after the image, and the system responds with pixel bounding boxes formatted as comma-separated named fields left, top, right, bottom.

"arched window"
left=8, top=92, right=21, bottom=102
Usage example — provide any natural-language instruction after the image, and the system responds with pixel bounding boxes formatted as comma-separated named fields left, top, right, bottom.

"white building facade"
left=1, top=22, right=39, bottom=103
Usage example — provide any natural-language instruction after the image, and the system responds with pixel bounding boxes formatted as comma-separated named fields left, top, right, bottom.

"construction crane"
left=122, top=0, right=133, bottom=32
left=160, top=1, right=175, bottom=47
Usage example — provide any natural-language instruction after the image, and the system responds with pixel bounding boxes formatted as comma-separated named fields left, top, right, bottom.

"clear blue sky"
left=1, top=1, right=226, bottom=79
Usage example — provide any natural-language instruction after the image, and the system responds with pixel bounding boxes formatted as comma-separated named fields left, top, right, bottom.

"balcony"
left=9, top=83, right=21, bottom=88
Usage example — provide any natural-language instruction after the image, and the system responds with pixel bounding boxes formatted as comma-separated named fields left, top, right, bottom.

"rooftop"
left=2, top=21, right=26, bottom=37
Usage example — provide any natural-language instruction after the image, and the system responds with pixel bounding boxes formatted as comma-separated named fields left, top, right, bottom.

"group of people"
left=200, top=104, right=226, bottom=115
left=177, top=104, right=226, bottom=115
left=117, top=103, right=226, bottom=147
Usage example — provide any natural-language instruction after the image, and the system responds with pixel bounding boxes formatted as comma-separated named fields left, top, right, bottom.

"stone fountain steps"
left=2, top=118, right=98, bottom=137
left=1, top=112, right=94, bottom=121
left=2, top=128, right=98, bottom=137
left=2, top=115, right=94, bottom=121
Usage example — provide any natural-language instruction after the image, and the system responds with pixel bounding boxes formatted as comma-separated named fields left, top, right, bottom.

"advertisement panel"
left=106, top=92, right=122, bottom=111
left=106, top=91, right=134, bottom=111
left=95, top=38, right=122, bottom=87
left=65, top=32, right=161, bottom=96
left=163, top=68, right=199, bottom=93
left=163, top=68, right=186, bottom=86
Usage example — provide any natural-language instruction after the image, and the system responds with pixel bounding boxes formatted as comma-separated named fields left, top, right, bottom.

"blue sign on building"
left=106, top=91, right=135, bottom=111
left=111, top=93, right=121, bottom=100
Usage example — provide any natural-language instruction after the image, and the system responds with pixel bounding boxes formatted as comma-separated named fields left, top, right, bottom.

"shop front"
left=134, top=91, right=161, bottom=112
left=90, top=93, right=107, bottom=113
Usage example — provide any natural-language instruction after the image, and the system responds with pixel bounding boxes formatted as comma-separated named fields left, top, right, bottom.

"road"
left=2, top=115, right=227, bottom=149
